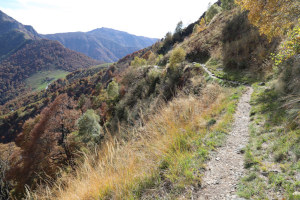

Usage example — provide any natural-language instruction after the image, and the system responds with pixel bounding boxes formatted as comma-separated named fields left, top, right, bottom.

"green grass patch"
left=25, top=69, right=69, bottom=91
left=238, top=82, right=300, bottom=199
left=237, top=173, right=268, bottom=199
left=90, top=63, right=113, bottom=69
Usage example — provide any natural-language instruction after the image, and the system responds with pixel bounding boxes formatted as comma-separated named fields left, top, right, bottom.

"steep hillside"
left=0, top=0, right=299, bottom=199
left=0, top=10, right=39, bottom=60
left=43, top=27, right=158, bottom=62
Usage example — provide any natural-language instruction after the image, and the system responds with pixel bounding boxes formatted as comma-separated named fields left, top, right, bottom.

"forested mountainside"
left=0, top=0, right=299, bottom=199
left=0, top=11, right=101, bottom=105
left=0, top=39, right=100, bottom=105
left=43, top=27, right=158, bottom=62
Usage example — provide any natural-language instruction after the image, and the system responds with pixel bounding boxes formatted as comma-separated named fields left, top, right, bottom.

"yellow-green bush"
left=131, top=56, right=147, bottom=67
left=169, top=47, right=186, bottom=67
left=272, top=24, right=300, bottom=66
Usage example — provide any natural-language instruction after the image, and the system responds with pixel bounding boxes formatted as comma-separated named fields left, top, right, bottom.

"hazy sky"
left=0, top=0, right=217, bottom=38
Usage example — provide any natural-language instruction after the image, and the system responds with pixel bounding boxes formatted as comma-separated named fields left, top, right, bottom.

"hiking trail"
left=194, top=65, right=253, bottom=199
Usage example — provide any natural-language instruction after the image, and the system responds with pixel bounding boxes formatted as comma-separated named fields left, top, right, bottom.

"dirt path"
left=195, top=86, right=253, bottom=200
left=200, top=64, right=217, bottom=79
left=199, top=64, right=241, bottom=86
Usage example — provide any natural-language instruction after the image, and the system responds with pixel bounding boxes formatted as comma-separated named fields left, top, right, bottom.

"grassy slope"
left=25, top=70, right=69, bottom=91
left=25, top=63, right=112, bottom=91
left=90, top=63, right=113, bottom=69
left=29, top=82, right=244, bottom=200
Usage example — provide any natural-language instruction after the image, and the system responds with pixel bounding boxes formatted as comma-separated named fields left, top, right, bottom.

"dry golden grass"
left=28, top=84, right=239, bottom=200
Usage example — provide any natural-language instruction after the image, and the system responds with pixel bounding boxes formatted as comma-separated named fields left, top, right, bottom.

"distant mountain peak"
left=43, top=27, right=158, bottom=62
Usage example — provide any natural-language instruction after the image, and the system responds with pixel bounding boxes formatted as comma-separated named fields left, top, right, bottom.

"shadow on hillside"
left=221, top=11, right=279, bottom=82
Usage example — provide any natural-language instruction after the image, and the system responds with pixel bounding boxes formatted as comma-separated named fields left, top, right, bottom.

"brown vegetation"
left=7, top=94, right=80, bottom=194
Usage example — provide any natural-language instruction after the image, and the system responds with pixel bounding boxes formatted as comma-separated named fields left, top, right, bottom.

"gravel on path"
left=196, top=86, right=253, bottom=200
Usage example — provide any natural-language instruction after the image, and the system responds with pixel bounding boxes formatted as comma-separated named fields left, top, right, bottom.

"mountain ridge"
left=43, top=27, right=158, bottom=62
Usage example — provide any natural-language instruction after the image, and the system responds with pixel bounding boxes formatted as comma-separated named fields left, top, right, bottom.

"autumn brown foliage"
left=7, top=94, right=80, bottom=194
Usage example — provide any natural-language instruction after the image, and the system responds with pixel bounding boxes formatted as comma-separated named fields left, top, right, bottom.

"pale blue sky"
left=0, top=0, right=217, bottom=38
